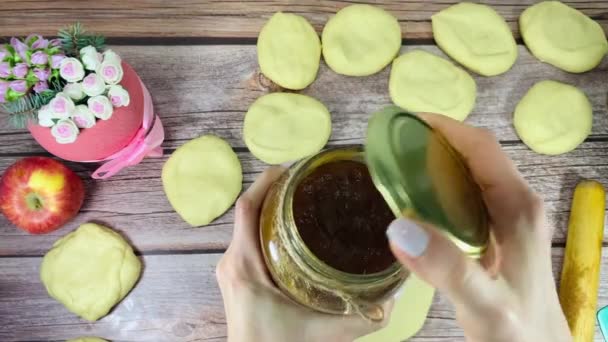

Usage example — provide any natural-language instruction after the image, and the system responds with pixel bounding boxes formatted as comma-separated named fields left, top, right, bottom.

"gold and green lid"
left=365, top=106, right=489, bottom=255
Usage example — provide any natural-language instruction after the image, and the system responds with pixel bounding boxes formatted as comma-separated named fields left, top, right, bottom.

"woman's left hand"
left=216, top=166, right=388, bottom=342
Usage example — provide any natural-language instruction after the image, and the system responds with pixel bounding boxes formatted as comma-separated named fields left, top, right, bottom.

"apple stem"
left=25, top=193, right=44, bottom=211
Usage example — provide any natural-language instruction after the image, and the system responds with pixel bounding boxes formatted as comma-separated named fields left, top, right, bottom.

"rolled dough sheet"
left=389, top=50, right=477, bottom=121
left=257, top=12, right=321, bottom=89
left=244, top=93, right=331, bottom=165
left=40, top=223, right=142, bottom=322
left=162, top=135, right=243, bottom=226
left=514, top=80, right=592, bottom=155
left=432, top=2, right=517, bottom=76
left=356, top=275, right=435, bottom=342
left=520, top=1, right=608, bottom=73
left=322, top=4, right=401, bottom=76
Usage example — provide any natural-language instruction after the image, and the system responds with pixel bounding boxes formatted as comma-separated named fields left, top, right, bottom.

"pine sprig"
left=2, top=80, right=62, bottom=128
left=58, top=22, right=106, bottom=57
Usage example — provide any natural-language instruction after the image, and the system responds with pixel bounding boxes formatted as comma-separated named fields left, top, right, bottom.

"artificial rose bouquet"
left=1, top=24, right=131, bottom=144
left=38, top=47, right=130, bottom=143
left=1, top=24, right=164, bottom=179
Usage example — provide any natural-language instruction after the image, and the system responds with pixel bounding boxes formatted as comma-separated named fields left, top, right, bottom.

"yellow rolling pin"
left=559, top=180, right=606, bottom=341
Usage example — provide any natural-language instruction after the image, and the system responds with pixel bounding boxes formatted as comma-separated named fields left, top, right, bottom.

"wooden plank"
left=0, top=254, right=227, bottom=342
left=1, top=248, right=606, bottom=341
left=0, top=45, right=606, bottom=255
left=0, top=140, right=606, bottom=256
left=0, top=45, right=607, bottom=155
left=1, top=0, right=606, bottom=39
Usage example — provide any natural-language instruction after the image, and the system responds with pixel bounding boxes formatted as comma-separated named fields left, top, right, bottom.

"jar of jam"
left=260, top=107, right=489, bottom=320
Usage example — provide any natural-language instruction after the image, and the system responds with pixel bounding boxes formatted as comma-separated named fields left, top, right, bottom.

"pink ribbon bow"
left=91, top=78, right=165, bottom=179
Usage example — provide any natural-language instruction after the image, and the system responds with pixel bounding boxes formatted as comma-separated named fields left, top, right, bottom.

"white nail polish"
left=386, top=218, right=429, bottom=257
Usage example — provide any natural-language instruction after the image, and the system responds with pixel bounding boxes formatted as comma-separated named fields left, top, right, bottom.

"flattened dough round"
left=67, top=338, right=108, bottom=342
left=520, top=1, right=608, bottom=73
left=258, top=12, right=321, bottom=89
left=514, top=80, right=592, bottom=155
left=389, top=50, right=477, bottom=121
left=162, top=135, right=242, bottom=226
left=322, top=4, right=401, bottom=76
left=40, top=223, right=142, bottom=321
left=432, top=3, right=517, bottom=76
left=244, top=93, right=331, bottom=164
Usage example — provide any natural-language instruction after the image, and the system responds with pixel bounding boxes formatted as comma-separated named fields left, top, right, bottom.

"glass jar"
left=260, top=107, right=489, bottom=321
left=260, top=146, right=405, bottom=321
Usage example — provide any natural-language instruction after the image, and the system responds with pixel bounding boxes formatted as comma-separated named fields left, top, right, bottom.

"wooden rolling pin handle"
left=559, top=180, right=606, bottom=342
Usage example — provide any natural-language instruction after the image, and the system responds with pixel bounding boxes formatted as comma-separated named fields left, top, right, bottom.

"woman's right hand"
left=386, top=113, right=572, bottom=342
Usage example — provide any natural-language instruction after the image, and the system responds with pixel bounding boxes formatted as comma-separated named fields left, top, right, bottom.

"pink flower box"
left=29, top=62, right=144, bottom=162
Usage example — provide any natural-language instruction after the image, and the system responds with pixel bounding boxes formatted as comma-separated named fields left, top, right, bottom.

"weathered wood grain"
left=1, top=1, right=607, bottom=340
left=0, top=45, right=607, bottom=155
left=0, top=141, right=606, bottom=256
left=1, top=248, right=606, bottom=341
left=0, top=0, right=606, bottom=39
left=0, top=45, right=606, bottom=256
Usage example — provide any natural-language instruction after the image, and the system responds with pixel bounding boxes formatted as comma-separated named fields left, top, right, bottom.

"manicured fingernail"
left=386, top=218, right=429, bottom=257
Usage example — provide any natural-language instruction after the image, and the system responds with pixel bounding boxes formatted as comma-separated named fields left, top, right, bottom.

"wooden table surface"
left=0, top=1, right=607, bottom=341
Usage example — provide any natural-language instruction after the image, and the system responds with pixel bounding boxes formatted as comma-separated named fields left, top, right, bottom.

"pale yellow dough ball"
left=40, top=223, right=142, bottom=322
left=389, top=50, right=477, bottom=121
left=163, top=135, right=242, bottom=226
left=514, top=80, right=592, bottom=155
left=244, top=93, right=331, bottom=164
left=66, top=338, right=108, bottom=342
left=520, top=1, right=608, bottom=73
left=322, top=4, right=401, bottom=76
left=432, top=2, right=517, bottom=76
left=257, top=12, right=321, bottom=90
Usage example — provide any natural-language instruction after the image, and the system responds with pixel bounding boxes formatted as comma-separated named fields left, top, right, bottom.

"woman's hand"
left=386, top=113, right=572, bottom=342
left=216, top=167, right=387, bottom=342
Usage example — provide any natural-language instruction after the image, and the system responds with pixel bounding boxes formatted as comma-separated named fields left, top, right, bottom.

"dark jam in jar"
left=293, top=160, right=396, bottom=274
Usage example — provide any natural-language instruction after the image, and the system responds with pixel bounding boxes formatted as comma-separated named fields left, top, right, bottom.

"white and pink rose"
left=48, top=93, right=75, bottom=119
left=71, top=105, right=97, bottom=128
left=102, top=49, right=122, bottom=64
left=98, top=60, right=123, bottom=85
left=80, top=45, right=103, bottom=71
left=88, top=95, right=113, bottom=120
left=107, top=85, right=130, bottom=107
left=59, top=57, right=85, bottom=82
left=51, top=119, right=79, bottom=144
left=37, top=105, right=54, bottom=127
left=63, top=82, right=85, bottom=100
left=82, top=73, right=106, bottom=97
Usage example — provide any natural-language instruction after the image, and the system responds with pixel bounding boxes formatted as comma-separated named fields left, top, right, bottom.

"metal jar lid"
left=365, top=106, right=489, bottom=255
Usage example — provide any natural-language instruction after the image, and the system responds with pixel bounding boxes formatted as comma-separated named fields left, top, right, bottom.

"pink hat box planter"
left=30, top=62, right=143, bottom=161
left=1, top=24, right=164, bottom=179
left=29, top=63, right=164, bottom=179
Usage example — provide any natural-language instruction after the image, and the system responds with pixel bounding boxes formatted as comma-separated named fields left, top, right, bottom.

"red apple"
left=0, top=157, right=84, bottom=234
